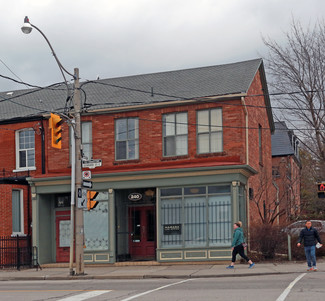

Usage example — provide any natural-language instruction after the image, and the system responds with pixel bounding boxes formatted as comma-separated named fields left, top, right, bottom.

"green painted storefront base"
left=157, top=248, right=231, bottom=262
left=82, top=249, right=232, bottom=264
left=84, top=252, right=112, bottom=263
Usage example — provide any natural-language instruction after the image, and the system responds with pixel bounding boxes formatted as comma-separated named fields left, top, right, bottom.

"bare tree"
left=299, top=147, right=325, bottom=218
left=263, top=18, right=325, bottom=178
left=250, top=172, right=285, bottom=225
left=250, top=168, right=300, bottom=225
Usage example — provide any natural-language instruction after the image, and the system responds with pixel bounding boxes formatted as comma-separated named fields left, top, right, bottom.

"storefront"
left=29, top=164, right=254, bottom=264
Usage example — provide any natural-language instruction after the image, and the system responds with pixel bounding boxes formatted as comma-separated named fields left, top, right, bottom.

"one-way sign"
left=77, top=188, right=87, bottom=209
left=82, top=180, right=93, bottom=189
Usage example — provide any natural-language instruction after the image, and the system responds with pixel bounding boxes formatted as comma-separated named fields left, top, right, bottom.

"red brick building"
left=0, top=58, right=274, bottom=264
left=271, top=121, right=301, bottom=224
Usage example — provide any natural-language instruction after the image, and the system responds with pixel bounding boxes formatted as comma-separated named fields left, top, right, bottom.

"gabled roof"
left=0, top=58, right=272, bottom=126
left=272, top=121, right=298, bottom=157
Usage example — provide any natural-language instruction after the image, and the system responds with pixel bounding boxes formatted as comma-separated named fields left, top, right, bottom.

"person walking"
left=297, top=220, right=323, bottom=271
left=226, top=221, right=255, bottom=269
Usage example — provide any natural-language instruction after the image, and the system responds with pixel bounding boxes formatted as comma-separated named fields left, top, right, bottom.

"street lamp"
left=21, top=16, right=73, bottom=103
left=21, top=16, right=84, bottom=276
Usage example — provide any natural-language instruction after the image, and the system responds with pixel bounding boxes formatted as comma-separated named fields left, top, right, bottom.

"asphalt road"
left=0, top=272, right=324, bottom=301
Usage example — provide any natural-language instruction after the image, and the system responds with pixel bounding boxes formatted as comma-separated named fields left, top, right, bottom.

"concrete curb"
left=0, top=271, right=302, bottom=281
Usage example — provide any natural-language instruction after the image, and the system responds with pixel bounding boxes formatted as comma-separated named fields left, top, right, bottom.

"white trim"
left=15, top=128, right=36, bottom=170
left=13, top=167, right=36, bottom=173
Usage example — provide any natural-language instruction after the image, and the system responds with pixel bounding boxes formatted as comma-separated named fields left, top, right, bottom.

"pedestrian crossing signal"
left=317, top=182, right=325, bottom=198
left=87, top=191, right=99, bottom=210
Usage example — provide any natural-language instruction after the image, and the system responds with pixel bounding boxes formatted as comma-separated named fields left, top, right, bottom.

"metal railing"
left=161, top=200, right=232, bottom=246
left=0, top=235, right=32, bottom=270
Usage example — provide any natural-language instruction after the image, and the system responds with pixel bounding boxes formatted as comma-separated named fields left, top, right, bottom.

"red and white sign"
left=82, top=170, right=91, bottom=180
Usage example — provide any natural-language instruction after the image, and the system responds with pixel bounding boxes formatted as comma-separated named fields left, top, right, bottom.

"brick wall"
left=0, top=184, right=30, bottom=236
left=47, top=100, right=247, bottom=175
left=245, top=69, right=275, bottom=226
left=272, top=155, right=301, bottom=224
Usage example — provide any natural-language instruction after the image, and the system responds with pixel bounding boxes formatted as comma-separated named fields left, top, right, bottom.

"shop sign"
left=163, top=224, right=182, bottom=235
left=128, top=192, right=142, bottom=202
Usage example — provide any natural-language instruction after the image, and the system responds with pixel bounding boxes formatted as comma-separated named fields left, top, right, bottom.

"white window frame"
left=197, top=108, right=223, bottom=154
left=12, top=189, right=24, bottom=236
left=162, top=112, right=188, bottom=157
left=70, top=121, right=93, bottom=162
left=14, top=128, right=36, bottom=172
left=82, top=121, right=92, bottom=160
left=115, top=118, right=139, bottom=161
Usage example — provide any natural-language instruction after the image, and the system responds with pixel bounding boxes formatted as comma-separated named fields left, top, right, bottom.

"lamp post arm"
left=29, top=22, right=74, bottom=79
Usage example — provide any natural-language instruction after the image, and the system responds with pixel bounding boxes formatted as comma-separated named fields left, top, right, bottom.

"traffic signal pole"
left=73, top=68, right=85, bottom=275
left=20, top=17, right=85, bottom=276
left=69, top=119, right=75, bottom=276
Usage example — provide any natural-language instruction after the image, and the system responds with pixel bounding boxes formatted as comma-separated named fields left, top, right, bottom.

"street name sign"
left=82, top=159, right=102, bottom=169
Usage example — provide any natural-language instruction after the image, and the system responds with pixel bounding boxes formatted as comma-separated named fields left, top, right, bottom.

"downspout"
left=27, top=172, right=31, bottom=236
left=241, top=96, right=249, bottom=165
left=241, top=97, right=250, bottom=231
left=40, top=119, right=46, bottom=174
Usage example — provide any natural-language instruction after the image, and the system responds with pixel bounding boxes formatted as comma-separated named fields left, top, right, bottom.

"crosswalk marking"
left=57, top=290, right=112, bottom=301
left=121, top=279, right=192, bottom=301
left=276, top=273, right=306, bottom=301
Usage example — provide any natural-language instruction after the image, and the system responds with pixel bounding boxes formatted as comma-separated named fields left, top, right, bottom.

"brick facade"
left=0, top=59, right=277, bottom=263
left=0, top=67, right=274, bottom=236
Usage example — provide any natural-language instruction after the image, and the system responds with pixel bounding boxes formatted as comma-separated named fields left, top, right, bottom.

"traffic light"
left=87, top=191, right=99, bottom=210
left=49, top=113, right=63, bottom=149
left=317, top=182, right=325, bottom=198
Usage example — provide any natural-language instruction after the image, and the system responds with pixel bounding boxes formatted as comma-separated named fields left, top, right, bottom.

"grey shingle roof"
left=0, top=58, right=264, bottom=122
left=271, top=122, right=296, bottom=157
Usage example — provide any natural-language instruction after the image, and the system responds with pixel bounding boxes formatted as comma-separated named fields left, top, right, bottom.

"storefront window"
left=208, top=195, right=232, bottom=246
left=161, top=198, right=182, bottom=247
left=160, top=185, right=232, bottom=248
left=184, top=196, right=206, bottom=246
left=84, top=192, right=109, bottom=251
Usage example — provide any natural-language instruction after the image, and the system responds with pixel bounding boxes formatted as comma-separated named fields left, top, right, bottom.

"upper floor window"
left=115, top=118, right=139, bottom=160
left=82, top=122, right=92, bottom=160
left=197, top=108, right=223, bottom=154
left=16, top=129, right=35, bottom=170
left=259, top=124, right=263, bottom=164
left=70, top=121, right=92, bottom=162
left=163, top=112, right=188, bottom=157
left=12, top=189, right=24, bottom=235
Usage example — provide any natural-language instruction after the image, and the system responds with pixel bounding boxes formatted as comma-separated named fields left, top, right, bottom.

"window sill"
left=113, top=159, right=140, bottom=165
left=13, top=167, right=36, bottom=173
left=161, top=155, right=189, bottom=161
left=11, top=233, right=26, bottom=237
left=195, top=151, right=226, bottom=158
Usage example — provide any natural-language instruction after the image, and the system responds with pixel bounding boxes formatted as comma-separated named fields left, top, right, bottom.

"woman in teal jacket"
left=226, top=221, right=255, bottom=269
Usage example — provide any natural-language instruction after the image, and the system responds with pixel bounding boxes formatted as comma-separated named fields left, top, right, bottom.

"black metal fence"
left=0, top=235, right=32, bottom=270
left=161, top=200, right=232, bottom=246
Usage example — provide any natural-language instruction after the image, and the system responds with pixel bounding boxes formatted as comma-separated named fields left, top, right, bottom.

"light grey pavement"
left=0, top=260, right=323, bottom=281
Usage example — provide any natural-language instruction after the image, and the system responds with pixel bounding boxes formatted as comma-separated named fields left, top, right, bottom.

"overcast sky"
left=1, top=0, right=325, bottom=93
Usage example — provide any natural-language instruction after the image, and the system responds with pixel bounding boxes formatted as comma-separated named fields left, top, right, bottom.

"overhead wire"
left=2, top=72, right=325, bottom=111
left=0, top=58, right=30, bottom=90
left=1, top=73, right=325, bottom=133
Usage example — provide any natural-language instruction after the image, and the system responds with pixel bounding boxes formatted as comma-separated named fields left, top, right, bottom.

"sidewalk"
left=0, top=261, right=321, bottom=281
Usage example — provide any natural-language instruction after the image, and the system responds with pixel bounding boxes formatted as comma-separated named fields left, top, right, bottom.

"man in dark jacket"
left=297, top=220, right=323, bottom=271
